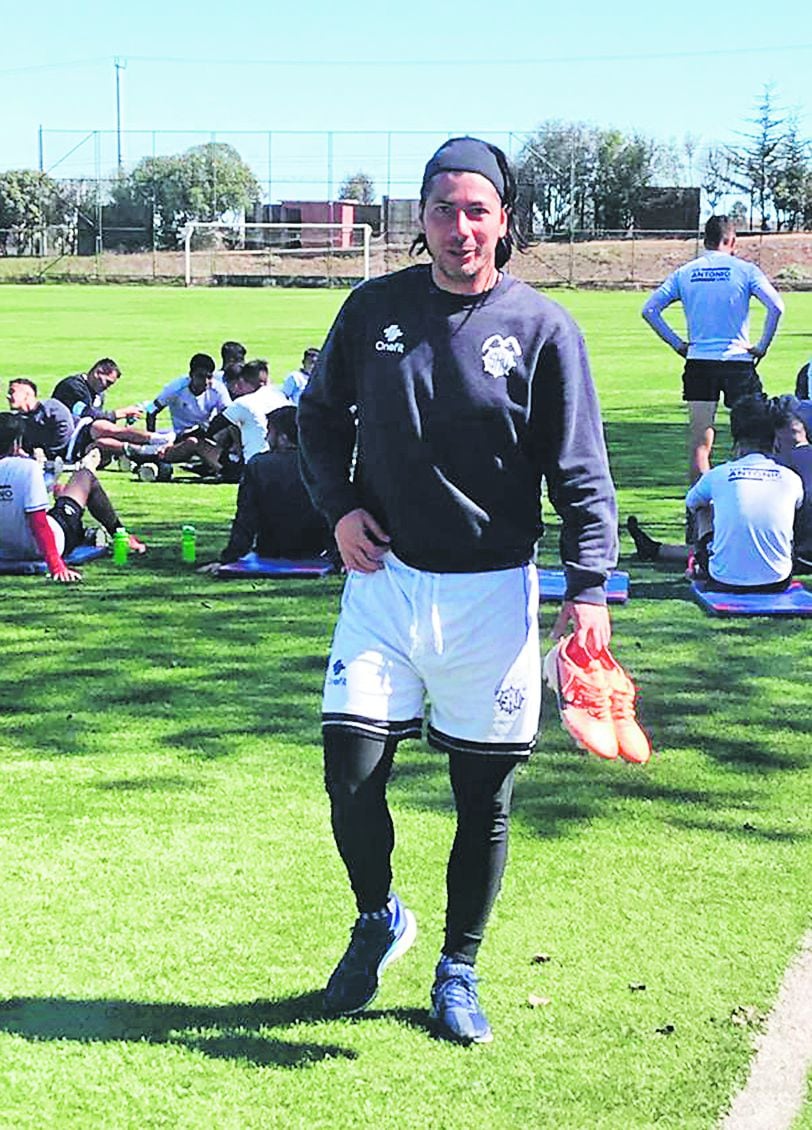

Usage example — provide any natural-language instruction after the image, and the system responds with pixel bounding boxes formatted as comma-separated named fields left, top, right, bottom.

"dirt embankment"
left=2, top=232, right=812, bottom=287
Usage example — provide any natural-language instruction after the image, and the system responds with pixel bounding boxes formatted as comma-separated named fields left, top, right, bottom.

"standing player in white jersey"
left=642, top=215, right=784, bottom=486
left=298, top=137, right=618, bottom=1045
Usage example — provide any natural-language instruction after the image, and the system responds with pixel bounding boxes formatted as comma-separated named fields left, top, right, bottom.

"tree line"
left=515, top=89, right=811, bottom=235
left=1, top=89, right=810, bottom=254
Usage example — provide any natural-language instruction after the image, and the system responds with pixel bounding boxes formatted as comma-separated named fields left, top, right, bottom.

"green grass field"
left=0, top=283, right=810, bottom=1129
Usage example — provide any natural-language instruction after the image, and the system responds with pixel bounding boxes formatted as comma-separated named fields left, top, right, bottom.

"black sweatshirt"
left=298, top=265, right=617, bottom=602
left=51, top=374, right=116, bottom=423
left=219, top=448, right=330, bottom=563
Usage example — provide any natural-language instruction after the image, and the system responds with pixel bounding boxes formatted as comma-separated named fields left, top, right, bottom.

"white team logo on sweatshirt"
left=376, top=324, right=405, bottom=353
left=481, top=334, right=522, bottom=378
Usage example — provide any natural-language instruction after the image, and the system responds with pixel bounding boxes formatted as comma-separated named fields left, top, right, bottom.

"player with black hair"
left=628, top=396, right=802, bottom=590
left=52, top=358, right=170, bottom=465
left=773, top=396, right=812, bottom=569
left=6, top=378, right=74, bottom=459
left=0, top=412, right=145, bottom=581
left=299, top=136, right=617, bottom=1044
left=198, top=405, right=330, bottom=571
left=282, top=348, right=321, bottom=406
left=642, top=215, right=784, bottom=486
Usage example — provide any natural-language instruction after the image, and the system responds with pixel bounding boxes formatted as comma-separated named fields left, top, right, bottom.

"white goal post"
left=183, top=221, right=372, bottom=286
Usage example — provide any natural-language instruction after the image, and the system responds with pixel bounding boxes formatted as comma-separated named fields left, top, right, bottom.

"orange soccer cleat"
left=597, top=647, right=652, bottom=764
left=543, top=636, right=618, bottom=760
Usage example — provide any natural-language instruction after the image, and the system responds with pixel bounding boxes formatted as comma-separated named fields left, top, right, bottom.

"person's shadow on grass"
left=0, top=991, right=366, bottom=1068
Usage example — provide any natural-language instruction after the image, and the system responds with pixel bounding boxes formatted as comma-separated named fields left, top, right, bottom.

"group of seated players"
left=2, top=338, right=812, bottom=593
left=0, top=341, right=329, bottom=581
left=627, top=368, right=812, bottom=593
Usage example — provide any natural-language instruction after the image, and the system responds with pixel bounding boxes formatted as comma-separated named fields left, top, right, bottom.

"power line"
left=0, top=57, right=108, bottom=76
left=120, top=43, right=812, bottom=66
left=0, top=42, right=811, bottom=77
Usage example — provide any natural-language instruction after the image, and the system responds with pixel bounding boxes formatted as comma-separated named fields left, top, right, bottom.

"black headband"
left=421, top=137, right=506, bottom=201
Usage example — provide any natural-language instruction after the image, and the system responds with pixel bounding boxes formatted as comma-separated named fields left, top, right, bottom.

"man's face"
left=7, top=382, right=33, bottom=411
left=421, top=171, right=507, bottom=295
left=774, top=419, right=808, bottom=455
left=189, top=369, right=212, bottom=395
left=302, top=351, right=319, bottom=375
left=229, top=376, right=252, bottom=399
left=89, top=368, right=119, bottom=393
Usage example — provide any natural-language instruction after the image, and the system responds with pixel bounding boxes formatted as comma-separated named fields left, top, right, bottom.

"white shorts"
left=322, top=553, right=540, bottom=757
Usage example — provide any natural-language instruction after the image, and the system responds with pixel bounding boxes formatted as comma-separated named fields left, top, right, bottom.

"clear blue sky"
left=1, top=0, right=810, bottom=199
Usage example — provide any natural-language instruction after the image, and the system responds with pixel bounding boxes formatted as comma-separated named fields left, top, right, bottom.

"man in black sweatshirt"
left=298, top=137, right=617, bottom=1045
left=198, top=406, right=330, bottom=570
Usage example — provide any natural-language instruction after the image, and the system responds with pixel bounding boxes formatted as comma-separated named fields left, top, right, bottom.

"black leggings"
left=324, top=729, right=518, bottom=965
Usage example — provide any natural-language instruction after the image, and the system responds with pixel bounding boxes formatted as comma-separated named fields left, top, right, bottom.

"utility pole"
left=114, top=57, right=126, bottom=175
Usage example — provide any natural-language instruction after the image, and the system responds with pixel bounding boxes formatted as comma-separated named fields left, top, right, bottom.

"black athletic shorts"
left=682, top=359, right=763, bottom=406
left=48, top=495, right=85, bottom=556
left=68, top=419, right=95, bottom=461
left=706, top=574, right=792, bottom=594
left=220, top=458, right=244, bottom=484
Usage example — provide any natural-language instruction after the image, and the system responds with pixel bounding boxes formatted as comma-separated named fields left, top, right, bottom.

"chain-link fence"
left=0, top=128, right=808, bottom=287
left=38, top=128, right=523, bottom=204
left=4, top=227, right=811, bottom=289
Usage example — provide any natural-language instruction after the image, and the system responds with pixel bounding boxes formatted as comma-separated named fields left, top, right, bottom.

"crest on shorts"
left=495, top=685, right=526, bottom=715
left=481, top=334, right=522, bottom=379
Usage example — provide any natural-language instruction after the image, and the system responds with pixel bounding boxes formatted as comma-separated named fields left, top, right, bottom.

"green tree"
left=725, top=86, right=786, bottom=229
left=338, top=171, right=375, bottom=204
left=0, top=169, right=65, bottom=254
left=113, top=142, right=261, bottom=248
left=770, top=116, right=811, bottom=231
left=516, top=121, right=598, bottom=236
left=700, top=146, right=731, bottom=213
left=591, top=129, right=658, bottom=230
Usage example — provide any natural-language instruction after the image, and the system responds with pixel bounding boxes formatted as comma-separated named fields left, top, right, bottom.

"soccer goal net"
left=183, top=221, right=372, bottom=287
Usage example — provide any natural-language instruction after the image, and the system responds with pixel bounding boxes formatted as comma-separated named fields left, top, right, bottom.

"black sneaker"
left=323, top=893, right=417, bottom=1015
left=626, top=516, right=661, bottom=562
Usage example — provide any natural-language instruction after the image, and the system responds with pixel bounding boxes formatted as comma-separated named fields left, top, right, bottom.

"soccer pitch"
left=0, top=283, right=810, bottom=1129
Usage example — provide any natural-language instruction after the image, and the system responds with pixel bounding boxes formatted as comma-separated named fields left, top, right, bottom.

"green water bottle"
left=181, top=524, right=196, bottom=564
left=112, top=527, right=129, bottom=565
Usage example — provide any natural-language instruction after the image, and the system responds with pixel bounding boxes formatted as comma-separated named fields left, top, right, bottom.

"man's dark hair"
left=9, top=378, right=37, bottom=395
left=410, top=138, right=527, bottom=269
left=704, top=215, right=736, bottom=250
left=771, top=394, right=810, bottom=439
left=189, top=352, right=216, bottom=375
left=223, top=362, right=244, bottom=387
left=0, top=411, right=25, bottom=455
left=89, top=358, right=120, bottom=379
left=730, top=395, right=775, bottom=450
left=267, top=405, right=298, bottom=447
left=239, top=360, right=268, bottom=391
left=221, top=341, right=246, bottom=365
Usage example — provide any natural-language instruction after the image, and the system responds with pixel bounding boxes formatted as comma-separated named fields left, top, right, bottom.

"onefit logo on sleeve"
left=375, top=324, right=405, bottom=353
left=481, top=334, right=522, bottom=379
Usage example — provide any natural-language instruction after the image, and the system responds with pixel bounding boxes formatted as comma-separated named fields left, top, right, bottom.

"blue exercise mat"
left=538, top=568, right=629, bottom=604
left=691, top=579, right=812, bottom=617
left=0, top=542, right=110, bottom=576
left=216, top=552, right=337, bottom=578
